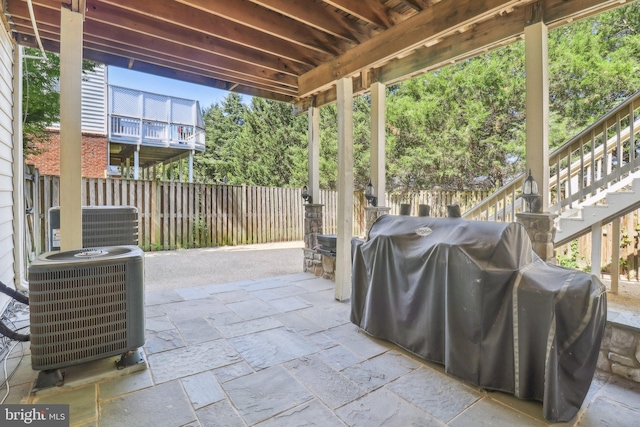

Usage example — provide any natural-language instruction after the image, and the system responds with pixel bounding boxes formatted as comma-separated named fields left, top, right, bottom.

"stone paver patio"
left=3, top=272, right=640, bottom=426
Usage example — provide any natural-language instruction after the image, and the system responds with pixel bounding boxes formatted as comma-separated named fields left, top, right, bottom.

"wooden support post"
left=59, top=6, right=84, bottom=250
left=335, top=78, right=353, bottom=301
left=591, top=222, right=602, bottom=280
left=308, top=105, right=320, bottom=203
left=371, top=82, right=386, bottom=206
left=133, top=148, right=140, bottom=180
left=189, top=150, right=194, bottom=183
left=611, top=217, right=620, bottom=294
left=525, top=11, right=550, bottom=212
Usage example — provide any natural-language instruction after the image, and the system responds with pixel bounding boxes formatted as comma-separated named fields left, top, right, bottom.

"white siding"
left=81, top=64, right=107, bottom=134
left=50, top=64, right=107, bottom=134
left=0, top=27, right=14, bottom=311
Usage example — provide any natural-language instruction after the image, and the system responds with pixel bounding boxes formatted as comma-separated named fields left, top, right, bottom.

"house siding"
left=27, top=64, right=108, bottom=177
left=0, top=24, right=15, bottom=311
left=49, top=64, right=107, bottom=135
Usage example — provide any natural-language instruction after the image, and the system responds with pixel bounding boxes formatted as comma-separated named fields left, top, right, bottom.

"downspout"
left=12, top=45, right=28, bottom=291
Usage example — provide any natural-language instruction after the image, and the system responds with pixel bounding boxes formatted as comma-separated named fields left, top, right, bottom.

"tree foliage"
left=195, top=94, right=308, bottom=187
left=194, top=3, right=640, bottom=191
left=22, top=48, right=96, bottom=154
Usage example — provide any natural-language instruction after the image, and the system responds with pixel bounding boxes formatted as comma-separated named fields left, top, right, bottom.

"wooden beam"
left=176, top=0, right=354, bottom=55
left=11, top=17, right=299, bottom=89
left=544, top=0, right=632, bottom=27
left=80, top=47, right=298, bottom=103
left=249, top=0, right=377, bottom=43
left=323, top=0, right=395, bottom=29
left=95, top=0, right=330, bottom=65
left=19, top=0, right=310, bottom=74
left=297, top=0, right=629, bottom=107
left=298, top=0, right=526, bottom=96
left=399, top=0, right=426, bottom=12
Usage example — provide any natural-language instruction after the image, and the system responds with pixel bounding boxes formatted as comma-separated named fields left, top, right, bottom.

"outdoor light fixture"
left=365, top=180, right=378, bottom=207
left=522, top=169, right=539, bottom=213
left=301, top=185, right=312, bottom=203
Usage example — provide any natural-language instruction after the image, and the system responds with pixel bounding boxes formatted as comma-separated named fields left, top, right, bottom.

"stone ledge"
left=597, top=309, right=640, bottom=385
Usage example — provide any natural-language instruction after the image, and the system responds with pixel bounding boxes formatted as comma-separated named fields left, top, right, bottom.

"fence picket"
left=36, top=176, right=499, bottom=253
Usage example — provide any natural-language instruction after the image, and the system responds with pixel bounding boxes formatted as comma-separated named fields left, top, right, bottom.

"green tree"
left=194, top=93, right=247, bottom=183
left=22, top=48, right=96, bottom=154
left=386, top=42, right=526, bottom=191
left=195, top=94, right=308, bottom=187
left=318, top=96, right=372, bottom=190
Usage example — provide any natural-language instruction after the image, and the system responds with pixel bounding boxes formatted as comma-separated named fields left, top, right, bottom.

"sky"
left=107, top=66, right=235, bottom=109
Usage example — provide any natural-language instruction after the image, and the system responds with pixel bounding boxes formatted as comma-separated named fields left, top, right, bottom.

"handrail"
left=464, top=90, right=640, bottom=222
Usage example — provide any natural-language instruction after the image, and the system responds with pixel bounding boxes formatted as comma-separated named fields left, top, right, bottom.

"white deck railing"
left=108, top=85, right=206, bottom=152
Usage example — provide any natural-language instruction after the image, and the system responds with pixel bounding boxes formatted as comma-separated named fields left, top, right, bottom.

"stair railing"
left=464, top=90, right=640, bottom=222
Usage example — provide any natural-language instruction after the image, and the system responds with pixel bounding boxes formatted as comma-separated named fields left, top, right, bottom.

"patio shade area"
left=2, top=272, right=640, bottom=426
left=5, top=0, right=632, bottom=107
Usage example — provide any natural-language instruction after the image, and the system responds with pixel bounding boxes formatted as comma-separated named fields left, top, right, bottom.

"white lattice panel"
left=143, top=93, right=169, bottom=121
left=110, top=86, right=140, bottom=117
left=171, top=98, right=193, bottom=124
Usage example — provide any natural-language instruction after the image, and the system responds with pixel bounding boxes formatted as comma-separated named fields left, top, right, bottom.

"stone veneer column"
left=303, top=204, right=324, bottom=275
left=365, top=207, right=391, bottom=239
left=516, top=212, right=558, bottom=263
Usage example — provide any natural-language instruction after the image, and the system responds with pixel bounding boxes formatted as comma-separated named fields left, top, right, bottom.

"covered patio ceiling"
left=4, top=0, right=632, bottom=110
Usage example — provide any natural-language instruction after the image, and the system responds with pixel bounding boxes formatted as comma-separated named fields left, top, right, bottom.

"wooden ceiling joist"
left=5, top=0, right=634, bottom=106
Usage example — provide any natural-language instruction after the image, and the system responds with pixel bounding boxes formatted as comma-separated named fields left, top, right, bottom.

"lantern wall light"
left=522, top=169, right=539, bottom=213
left=301, top=185, right=312, bottom=204
left=365, top=180, right=378, bottom=207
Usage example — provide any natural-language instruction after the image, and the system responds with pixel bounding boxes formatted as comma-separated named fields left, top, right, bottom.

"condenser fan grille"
left=28, top=248, right=144, bottom=371
left=83, top=211, right=138, bottom=248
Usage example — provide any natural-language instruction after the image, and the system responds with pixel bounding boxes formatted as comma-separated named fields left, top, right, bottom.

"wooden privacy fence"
left=36, top=175, right=486, bottom=252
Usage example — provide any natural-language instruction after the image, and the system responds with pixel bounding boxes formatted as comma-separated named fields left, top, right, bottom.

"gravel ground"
left=143, top=241, right=305, bottom=291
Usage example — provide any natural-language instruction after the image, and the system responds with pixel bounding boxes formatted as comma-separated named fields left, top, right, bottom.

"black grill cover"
left=351, top=215, right=606, bottom=422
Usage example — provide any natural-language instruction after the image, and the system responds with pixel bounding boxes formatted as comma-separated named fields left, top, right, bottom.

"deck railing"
left=108, top=85, right=205, bottom=152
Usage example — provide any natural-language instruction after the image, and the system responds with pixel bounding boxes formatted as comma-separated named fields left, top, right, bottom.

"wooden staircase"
left=554, top=174, right=640, bottom=246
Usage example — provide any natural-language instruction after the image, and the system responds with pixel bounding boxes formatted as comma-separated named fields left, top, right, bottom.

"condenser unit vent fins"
left=48, top=206, right=138, bottom=251
left=28, top=246, right=145, bottom=371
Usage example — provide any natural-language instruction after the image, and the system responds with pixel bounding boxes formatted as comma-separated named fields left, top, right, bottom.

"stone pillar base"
left=516, top=212, right=558, bottom=263
left=303, top=204, right=324, bottom=249
left=365, top=206, right=391, bottom=238
left=303, top=204, right=324, bottom=275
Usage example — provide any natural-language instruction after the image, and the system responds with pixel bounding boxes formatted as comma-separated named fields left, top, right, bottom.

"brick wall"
left=25, top=130, right=108, bottom=178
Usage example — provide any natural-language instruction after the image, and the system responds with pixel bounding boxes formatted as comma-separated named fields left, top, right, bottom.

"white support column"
left=188, top=150, right=194, bottom=183
left=525, top=19, right=550, bottom=212
left=59, top=6, right=84, bottom=251
left=308, top=106, right=320, bottom=203
left=335, top=78, right=353, bottom=301
left=371, top=82, right=386, bottom=206
left=611, top=218, right=620, bottom=294
left=591, top=222, right=602, bottom=280
left=133, top=148, right=140, bottom=180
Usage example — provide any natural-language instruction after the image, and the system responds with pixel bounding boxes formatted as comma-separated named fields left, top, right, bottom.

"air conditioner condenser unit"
left=28, top=246, right=145, bottom=375
left=48, top=206, right=138, bottom=251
